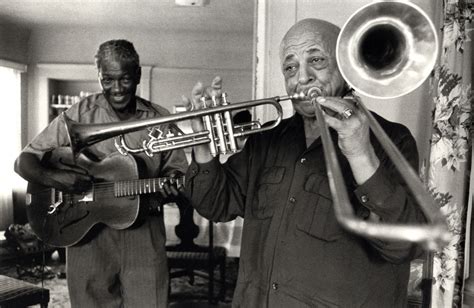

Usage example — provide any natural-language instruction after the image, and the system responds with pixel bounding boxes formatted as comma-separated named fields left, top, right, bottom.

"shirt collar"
left=280, top=113, right=304, bottom=136
left=135, top=97, right=152, bottom=112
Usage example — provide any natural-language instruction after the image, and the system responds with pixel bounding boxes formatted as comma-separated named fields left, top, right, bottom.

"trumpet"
left=64, top=92, right=304, bottom=158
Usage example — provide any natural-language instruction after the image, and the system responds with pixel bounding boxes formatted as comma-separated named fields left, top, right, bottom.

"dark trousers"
left=66, top=215, right=169, bottom=307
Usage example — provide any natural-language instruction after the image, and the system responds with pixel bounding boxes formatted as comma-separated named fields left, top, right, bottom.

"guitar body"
left=26, top=148, right=141, bottom=247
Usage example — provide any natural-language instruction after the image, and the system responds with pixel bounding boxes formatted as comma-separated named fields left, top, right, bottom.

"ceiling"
left=0, top=0, right=255, bottom=33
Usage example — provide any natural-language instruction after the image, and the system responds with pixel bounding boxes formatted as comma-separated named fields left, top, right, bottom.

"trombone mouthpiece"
left=307, top=87, right=322, bottom=99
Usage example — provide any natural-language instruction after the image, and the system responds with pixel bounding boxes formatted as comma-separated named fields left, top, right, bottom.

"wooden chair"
left=166, top=197, right=227, bottom=303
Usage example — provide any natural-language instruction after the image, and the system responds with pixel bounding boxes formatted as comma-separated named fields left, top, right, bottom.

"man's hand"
left=159, top=172, right=185, bottom=203
left=315, top=96, right=380, bottom=184
left=181, top=76, right=223, bottom=164
left=15, top=151, right=93, bottom=193
left=44, top=169, right=93, bottom=193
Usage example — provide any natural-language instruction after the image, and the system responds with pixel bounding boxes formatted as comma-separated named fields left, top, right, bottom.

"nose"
left=112, top=80, right=122, bottom=93
left=298, top=62, right=314, bottom=85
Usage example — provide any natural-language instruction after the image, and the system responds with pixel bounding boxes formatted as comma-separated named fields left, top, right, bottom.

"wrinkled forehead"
left=280, top=19, right=340, bottom=61
left=280, top=32, right=334, bottom=60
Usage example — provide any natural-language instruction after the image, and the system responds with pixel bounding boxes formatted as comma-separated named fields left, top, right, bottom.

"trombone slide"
left=311, top=93, right=450, bottom=250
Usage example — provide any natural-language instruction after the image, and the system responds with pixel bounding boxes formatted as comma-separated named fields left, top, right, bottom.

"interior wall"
left=28, top=26, right=252, bottom=70
left=0, top=24, right=30, bottom=63
left=26, top=25, right=254, bottom=141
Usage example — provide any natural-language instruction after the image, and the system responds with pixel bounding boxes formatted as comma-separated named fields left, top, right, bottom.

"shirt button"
left=289, top=197, right=296, bottom=203
left=361, top=195, right=369, bottom=203
left=300, top=158, right=306, bottom=164
left=272, top=282, right=278, bottom=290
left=203, top=170, right=210, bottom=174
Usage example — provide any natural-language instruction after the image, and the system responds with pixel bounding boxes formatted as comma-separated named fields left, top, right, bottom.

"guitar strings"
left=33, top=177, right=184, bottom=197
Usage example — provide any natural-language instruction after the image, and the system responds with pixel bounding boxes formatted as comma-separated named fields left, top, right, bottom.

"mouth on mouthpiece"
left=306, top=87, right=322, bottom=99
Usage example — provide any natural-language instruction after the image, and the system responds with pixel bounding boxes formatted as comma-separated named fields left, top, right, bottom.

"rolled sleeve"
left=22, top=113, right=70, bottom=160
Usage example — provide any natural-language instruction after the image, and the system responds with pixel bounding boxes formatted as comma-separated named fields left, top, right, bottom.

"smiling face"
left=98, top=58, right=141, bottom=113
left=280, top=19, right=347, bottom=118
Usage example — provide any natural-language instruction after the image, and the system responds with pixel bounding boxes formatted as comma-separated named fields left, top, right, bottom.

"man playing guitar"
left=14, top=39, right=188, bottom=307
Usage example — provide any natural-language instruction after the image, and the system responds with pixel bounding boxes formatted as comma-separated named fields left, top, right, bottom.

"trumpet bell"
left=337, top=1, right=438, bottom=99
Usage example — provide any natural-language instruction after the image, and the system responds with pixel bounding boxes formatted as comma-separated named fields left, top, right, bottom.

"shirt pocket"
left=251, top=166, right=285, bottom=219
left=296, top=173, right=343, bottom=241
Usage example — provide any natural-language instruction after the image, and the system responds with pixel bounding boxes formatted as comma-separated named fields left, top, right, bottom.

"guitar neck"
left=114, top=176, right=185, bottom=197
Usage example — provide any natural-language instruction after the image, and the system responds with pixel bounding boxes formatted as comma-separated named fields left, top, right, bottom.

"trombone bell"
left=336, top=1, right=439, bottom=99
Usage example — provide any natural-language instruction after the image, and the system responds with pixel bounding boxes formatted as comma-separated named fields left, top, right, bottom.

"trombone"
left=316, top=0, right=449, bottom=250
left=63, top=1, right=450, bottom=250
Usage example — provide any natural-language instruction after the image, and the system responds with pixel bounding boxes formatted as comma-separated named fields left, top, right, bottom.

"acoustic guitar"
left=25, top=147, right=184, bottom=247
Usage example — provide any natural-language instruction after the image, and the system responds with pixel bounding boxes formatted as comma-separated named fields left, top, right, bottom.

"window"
left=0, top=60, right=26, bottom=229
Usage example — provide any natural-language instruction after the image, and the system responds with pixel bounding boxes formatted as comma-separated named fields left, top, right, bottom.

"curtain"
left=428, top=1, right=473, bottom=307
left=0, top=66, right=23, bottom=230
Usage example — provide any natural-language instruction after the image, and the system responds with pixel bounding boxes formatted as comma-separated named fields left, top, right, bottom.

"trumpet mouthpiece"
left=291, top=92, right=306, bottom=100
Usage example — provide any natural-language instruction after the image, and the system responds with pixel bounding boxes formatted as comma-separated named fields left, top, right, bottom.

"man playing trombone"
left=183, top=18, right=426, bottom=307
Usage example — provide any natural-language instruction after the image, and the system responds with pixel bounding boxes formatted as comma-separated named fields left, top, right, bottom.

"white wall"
left=28, top=26, right=252, bottom=70
left=0, top=24, right=30, bottom=63
left=26, top=25, right=254, bottom=141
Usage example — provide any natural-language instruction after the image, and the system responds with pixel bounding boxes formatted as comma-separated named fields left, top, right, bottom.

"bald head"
left=280, top=19, right=340, bottom=61
left=279, top=18, right=348, bottom=115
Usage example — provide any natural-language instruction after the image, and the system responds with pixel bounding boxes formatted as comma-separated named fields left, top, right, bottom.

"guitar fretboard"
left=114, top=176, right=185, bottom=197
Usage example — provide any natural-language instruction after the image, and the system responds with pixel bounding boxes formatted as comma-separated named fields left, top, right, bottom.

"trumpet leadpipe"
left=147, top=131, right=211, bottom=153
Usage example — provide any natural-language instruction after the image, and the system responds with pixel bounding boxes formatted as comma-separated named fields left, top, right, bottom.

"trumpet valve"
left=221, top=92, right=228, bottom=104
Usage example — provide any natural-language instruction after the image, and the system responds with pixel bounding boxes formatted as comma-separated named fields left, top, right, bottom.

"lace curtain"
left=427, top=1, right=473, bottom=306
